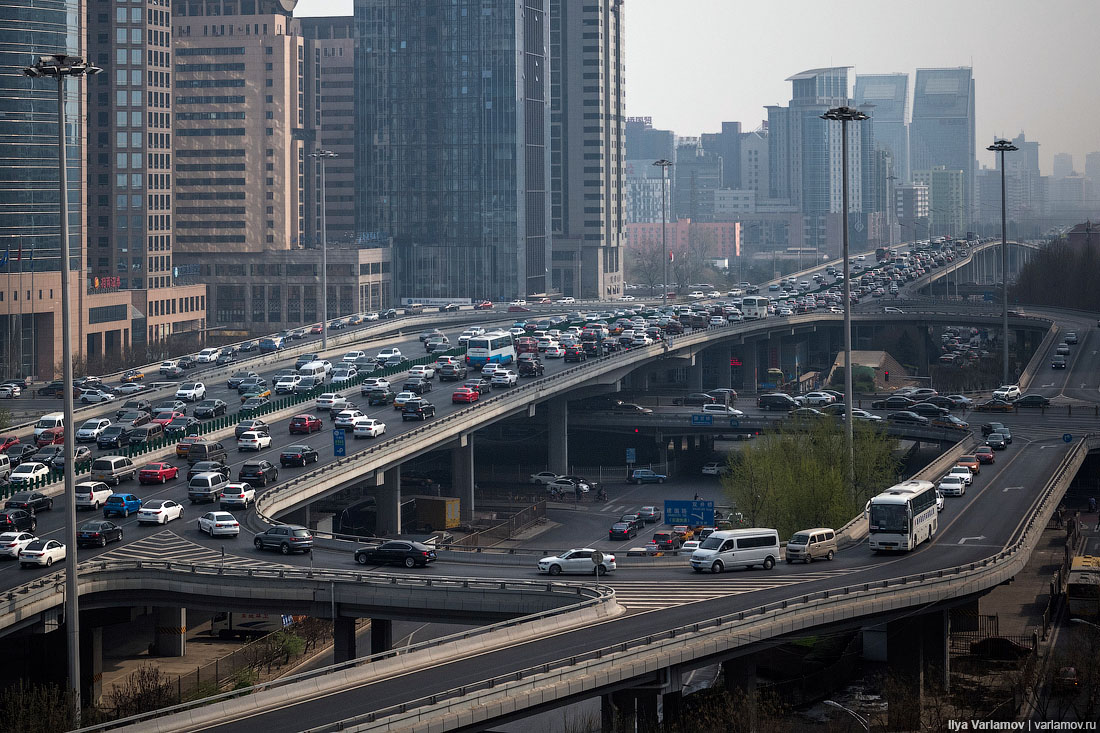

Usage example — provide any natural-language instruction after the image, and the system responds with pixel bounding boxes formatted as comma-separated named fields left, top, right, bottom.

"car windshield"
left=699, top=537, right=723, bottom=550
left=870, top=504, right=908, bottom=533
left=790, top=533, right=810, bottom=545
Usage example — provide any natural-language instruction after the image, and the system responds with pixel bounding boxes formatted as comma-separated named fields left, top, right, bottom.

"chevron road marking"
left=97, top=530, right=288, bottom=569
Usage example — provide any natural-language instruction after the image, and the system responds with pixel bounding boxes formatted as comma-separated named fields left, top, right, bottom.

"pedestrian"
left=1090, top=497, right=1097, bottom=513
left=694, top=493, right=700, bottom=501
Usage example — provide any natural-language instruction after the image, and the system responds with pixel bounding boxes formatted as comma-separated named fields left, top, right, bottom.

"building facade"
left=1052, top=153, right=1074, bottom=179
left=355, top=0, right=551, bottom=301
left=624, top=159, right=668, bottom=224
left=549, top=0, right=624, bottom=299
left=853, top=73, right=909, bottom=184
left=910, top=67, right=975, bottom=221
left=913, top=166, right=965, bottom=239
left=739, top=126, right=769, bottom=199
left=624, top=219, right=741, bottom=261
left=673, top=138, right=722, bottom=222
left=700, top=121, right=742, bottom=189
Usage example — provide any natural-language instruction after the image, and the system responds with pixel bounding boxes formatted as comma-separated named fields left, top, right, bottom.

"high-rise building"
left=1053, top=153, right=1074, bottom=179
left=913, top=167, right=965, bottom=239
left=549, top=0, right=624, bottom=299
left=1004, top=132, right=1040, bottom=177
left=910, top=67, right=975, bottom=220
left=624, top=160, right=668, bottom=225
left=1085, top=152, right=1100, bottom=183
left=853, top=73, right=910, bottom=183
left=625, top=117, right=676, bottom=163
left=701, top=121, right=742, bottom=189
left=673, top=138, right=722, bottom=222
left=895, top=183, right=929, bottom=240
left=739, top=126, right=769, bottom=199
left=355, top=0, right=550, bottom=301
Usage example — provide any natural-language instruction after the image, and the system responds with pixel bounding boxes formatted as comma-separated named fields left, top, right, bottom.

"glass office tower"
left=911, top=67, right=975, bottom=219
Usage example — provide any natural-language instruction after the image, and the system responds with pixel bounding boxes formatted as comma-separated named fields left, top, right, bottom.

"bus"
left=741, top=295, right=770, bottom=320
left=465, top=331, right=515, bottom=368
left=1067, top=556, right=1100, bottom=620
left=867, top=480, right=938, bottom=552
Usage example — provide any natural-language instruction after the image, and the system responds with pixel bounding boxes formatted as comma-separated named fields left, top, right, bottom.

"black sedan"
left=354, top=541, right=436, bottom=569
left=194, top=399, right=228, bottom=419
left=4, top=491, right=54, bottom=513
left=188, top=461, right=231, bottom=481
left=4, top=444, right=39, bottom=468
left=871, top=395, right=916, bottom=410
left=0, top=510, right=36, bottom=532
left=280, top=445, right=320, bottom=468
left=608, top=522, right=637, bottom=540
left=238, top=460, right=278, bottom=487
left=675, top=393, right=716, bottom=406
left=886, top=411, right=929, bottom=425
left=77, top=520, right=123, bottom=547
left=165, top=416, right=202, bottom=438
left=920, top=395, right=958, bottom=409
left=1015, top=394, right=1051, bottom=408
left=909, top=402, right=950, bottom=418
left=403, top=378, right=433, bottom=395
left=463, top=379, right=491, bottom=395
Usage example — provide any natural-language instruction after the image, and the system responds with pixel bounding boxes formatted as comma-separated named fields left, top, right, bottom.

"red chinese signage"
left=91, top=276, right=121, bottom=290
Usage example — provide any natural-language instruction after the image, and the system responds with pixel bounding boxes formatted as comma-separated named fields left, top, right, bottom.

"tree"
left=0, top=408, right=11, bottom=431
left=0, top=681, right=77, bottom=733
left=626, top=238, right=664, bottom=290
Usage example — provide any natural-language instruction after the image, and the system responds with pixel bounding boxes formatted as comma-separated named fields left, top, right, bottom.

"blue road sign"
left=729, top=418, right=740, bottom=428
left=625, top=448, right=636, bottom=463
left=1063, top=433, right=1073, bottom=443
left=983, top=292, right=994, bottom=302
left=333, top=428, right=346, bottom=457
left=664, top=500, right=716, bottom=527
left=691, top=414, right=713, bottom=426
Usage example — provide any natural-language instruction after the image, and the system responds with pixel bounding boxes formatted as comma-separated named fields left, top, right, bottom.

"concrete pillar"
left=370, top=618, right=392, bottom=655
left=656, top=438, right=668, bottom=472
left=450, top=435, right=475, bottom=522
left=284, top=505, right=310, bottom=529
left=635, top=689, right=658, bottom=731
left=662, top=689, right=683, bottom=727
left=632, top=370, right=649, bottom=391
left=548, top=398, right=568, bottom=474
left=689, top=354, right=704, bottom=391
left=601, top=693, right=616, bottom=733
left=718, top=345, right=733, bottom=389
left=610, top=690, right=636, bottom=733
left=886, top=617, right=923, bottom=730
left=153, top=607, right=186, bottom=657
left=333, top=616, right=356, bottom=663
left=723, top=658, right=756, bottom=726
left=80, top=625, right=103, bottom=705
left=746, top=340, right=760, bottom=392
left=377, top=467, right=401, bottom=536
left=921, top=609, right=950, bottom=692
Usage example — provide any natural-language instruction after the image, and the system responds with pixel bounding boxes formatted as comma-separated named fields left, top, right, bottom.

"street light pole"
left=23, top=53, right=102, bottom=721
left=653, top=160, right=672, bottom=305
left=310, top=149, right=337, bottom=351
left=821, top=107, right=868, bottom=491
left=988, top=139, right=1017, bottom=385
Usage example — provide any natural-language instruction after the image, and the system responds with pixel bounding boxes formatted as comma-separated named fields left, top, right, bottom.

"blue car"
left=629, top=469, right=666, bottom=485
left=103, top=493, right=142, bottom=518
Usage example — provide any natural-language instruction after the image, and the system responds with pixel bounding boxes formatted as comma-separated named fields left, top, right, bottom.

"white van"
left=689, top=528, right=780, bottom=573
left=196, top=347, right=221, bottom=363
left=34, top=412, right=65, bottom=438
left=0, top=453, right=10, bottom=481
left=785, top=528, right=837, bottom=564
left=298, top=360, right=332, bottom=380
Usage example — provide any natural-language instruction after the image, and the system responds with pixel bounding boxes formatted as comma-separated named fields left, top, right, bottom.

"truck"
left=408, top=495, right=460, bottom=531
left=875, top=247, right=889, bottom=262
left=209, top=612, right=302, bottom=639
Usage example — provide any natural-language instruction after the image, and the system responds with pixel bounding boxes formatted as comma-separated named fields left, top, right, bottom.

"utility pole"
left=988, top=139, right=1017, bottom=385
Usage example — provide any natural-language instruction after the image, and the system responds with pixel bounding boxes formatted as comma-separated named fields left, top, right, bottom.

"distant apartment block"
left=625, top=219, right=741, bottom=261
left=853, top=73, right=910, bottom=184
left=913, top=167, right=965, bottom=238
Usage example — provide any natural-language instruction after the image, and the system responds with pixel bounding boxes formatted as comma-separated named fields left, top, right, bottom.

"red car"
left=289, top=414, right=322, bottom=434
left=309, top=324, right=323, bottom=334
left=152, top=410, right=184, bottom=427
left=452, top=387, right=480, bottom=404
left=974, top=446, right=996, bottom=464
left=0, top=436, right=19, bottom=452
left=474, top=301, right=493, bottom=310
left=35, top=427, right=64, bottom=447
left=507, top=305, right=531, bottom=313
left=139, top=462, right=179, bottom=484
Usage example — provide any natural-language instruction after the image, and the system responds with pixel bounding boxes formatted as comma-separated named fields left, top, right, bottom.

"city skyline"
left=300, top=0, right=1100, bottom=174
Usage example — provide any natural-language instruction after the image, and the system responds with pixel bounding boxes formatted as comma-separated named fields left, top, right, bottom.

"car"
left=238, top=460, right=278, bottom=487
left=548, top=477, right=591, bottom=494
left=451, top=387, right=480, bottom=404
left=315, top=393, right=343, bottom=411
left=254, top=524, right=312, bottom=554
left=992, top=384, right=1021, bottom=401
left=228, top=372, right=259, bottom=389
left=930, top=415, right=969, bottom=430
left=401, top=399, right=436, bottom=421
left=986, top=433, right=1008, bottom=450
left=137, top=499, right=184, bottom=525
left=474, top=300, right=493, bottom=310
left=74, top=481, right=114, bottom=511
left=232, top=426, right=272, bottom=451
left=403, top=377, right=433, bottom=395
left=4, top=491, right=53, bottom=513
left=19, top=539, right=66, bottom=568
left=1064, top=331, right=1078, bottom=345
left=799, top=391, right=836, bottom=407
left=974, top=446, right=996, bottom=464
left=529, top=471, right=560, bottom=485
left=138, top=462, right=179, bottom=484
left=463, top=378, right=492, bottom=395
left=35, top=427, right=65, bottom=448
left=0, top=436, right=19, bottom=452
left=175, top=382, right=206, bottom=402
left=0, top=384, right=22, bottom=399
left=1052, top=666, right=1080, bottom=696
left=1055, top=344, right=1071, bottom=356
left=284, top=414, right=320, bottom=435
left=563, top=346, right=587, bottom=362
left=5, top=444, right=38, bottom=469
left=650, top=531, right=681, bottom=551
left=517, top=358, right=545, bottom=377
left=354, top=540, right=437, bottom=568
left=114, top=382, right=148, bottom=395
left=333, top=409, right=366, bottom=430
left=975, top=399, right=1014, bottom=413
left=1051, top=355, right=1067, bottom=369
left=608, top=522, right=637, bottom=540
left=393, top=391, right=417, bottom=410
left=992, top=426, right=1012, bottom=444
left=187, top=460, right=231, bottom=482
left=165, top=416, right=201, bottom=438
left=151, top=410, right=184, bottom=427
left=700, top=404, right=744, bottom=417
left=219, top=483, right=255, bottom=509
left=79, top=388, right=116, bottom=404
left=675, top=392, right=717, bottom=407
left=409, top=364, right=436, bottom=380
left=101, top=493, right=142, bottom=520
left=241, top=397, right=271, bottom=414
left=947, top=465, right=973, bottom=486
left=240, top=386, right=272, bottom=404
left=235, top=419, right=268, bottom=439
left=194, top=399, right=228, bottom=419
left=279, top=445, right=320, bottom=467
left=938, top=475, right=966, bottom=497
left=909, top=402, right=950, bottom=418
left=629, top=469, right=666, bottom=484
left=701, top=462, right=729, bottom=476
left=353, top=418, right=386, bottom=439
left=1015, top=394, right=1050, bottom=408
left=491, top=370, right=519, bottom=388
left=636, top=506, right=661, bottom=523
left=956, top=455, right=981, bottom=475
left=9, top=462, right=50, bottom=486
left=198, top=511, right=241, bottom=537
left=871, top=395, right=916, bottom=410
left=0, top=532, right=38, bottom=558
left=74, top=418, right=111, bottom=443
left=886, top=411, right=929, bottom=425
left=537, top=548, right=616, bottom=575
left=0, top=509, right=36, bottom=532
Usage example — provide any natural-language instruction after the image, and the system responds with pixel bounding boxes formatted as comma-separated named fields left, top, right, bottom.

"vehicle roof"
left=706, top=528, right=779, bottom=538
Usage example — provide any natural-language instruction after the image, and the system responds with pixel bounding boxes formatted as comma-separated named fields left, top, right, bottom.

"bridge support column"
left=662, top=689, right=683, bottom=727
left=377, top=467, right=402, bottom=536
left=718, top=345, right=733, bottom=389
left=745, top=340, right=760, bottom=392
left=921, top=609, right=950, bottom=693
left=723, top=658, right=756, bottom=725
left=548, top=398, right=569, bottom=474
left=153, top=607, right=186, bottom=657
left=333, top=616, right=356, bottom=664
left=689, top=354, right=703, bottom=391
left=450, top=434, right=475, bottom=522
left=80, top=625, right=103, bottom=705
left=370, top=618, right=392, bottom=654
left=631, top=369, right=649, bottom=392
left=886, top=609, right=950, bottom=730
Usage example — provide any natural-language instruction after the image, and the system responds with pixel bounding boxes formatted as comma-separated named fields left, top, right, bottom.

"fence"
left=452, top=501, right=547, bottom=548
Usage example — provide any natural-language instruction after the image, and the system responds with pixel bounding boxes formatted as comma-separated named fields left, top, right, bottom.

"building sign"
left=401, top=298, right=472, bottom=307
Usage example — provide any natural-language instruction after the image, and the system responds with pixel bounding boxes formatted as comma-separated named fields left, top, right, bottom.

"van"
left=298, top=360, right=332, bottom=379
left=34, top=413, right=64, bottom=439
left=757, top=393, right=798, bottom=411
left=187, top=440, right=227, bottom=465
left=196, top=347, right=221, bottom=363
left=0, top=453, right=10, bottom=481
left=188, top=472, right=229, bottom=503
left=403, top=303, right=424, bottom=315
left=785, top=528, right=837, bottom=564
left=90, top=455, right=138, bottom=486
left=129, top=422, right=165, bottom=446
left=689, top=528, right=781, bottom=573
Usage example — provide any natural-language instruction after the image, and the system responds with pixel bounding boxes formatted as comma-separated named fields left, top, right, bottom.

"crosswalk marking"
left=97, top=530, right=285, bottom=569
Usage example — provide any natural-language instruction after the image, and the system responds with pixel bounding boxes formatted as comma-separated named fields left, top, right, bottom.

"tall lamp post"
left=988, top=139, right=1017, bottom=385
left=310, top=149, right=337, bottom=350
left=23, top=53, right=102, bottom=719
left=653, top=159, right=672, bottom=304
left=821, top=107, right=868, bottom=488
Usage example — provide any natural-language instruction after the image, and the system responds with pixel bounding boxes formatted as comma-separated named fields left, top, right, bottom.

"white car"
left=0, top=532, right=37, bottom=558
left=682, top=540, right=701, bottom=553
left=537, top=548, right=616, bottom=575
left=947, top=466, right=973, bottom=485
left=363, top=312, right=379, bottom=321
left=75, top=481, right=114, bottom=510
left=992, top=384, right=1021, bottom=401
left=409, top=364, right=436, bottom=380
left=175, top=382, right=206, bottom=402
left=701, top=462, right=728, bottom=476
left=352, top=418, right=386, bottom=439
left=376, top=347, right=402, bottom=361
left=360, top=377, right=391, bottom=391
left=198, top=511, right=240, bottom=537
left=274, top=375, right=302, bottom=393
left=76, top=418, right=112, bottom=442
left=529, top=472, right=560, bottom=485
left=237, top=431, right=272, bottom=451
left=491, top=370, right=518, bottom=387
left=849, top=409, right=883, bottom=422
left=315, top=393, right=341, bottom=411
left=343, top=351, right=366, bottom=363
left=19, top=539, right=66, bottom=568
left=510, top=300, right=528, bottom=307
left=195, top=348, right=221, bottom=363
left=799, top=392, right=836, bottom=407
left=219, top=483, right=255, bottom=509
left=545, top=345, right=565, bottom=358
left=688, top=291, right=706, bottom=299
left=700, top=404, right=744, bottom=417
left=0, top=385, right=22, bottom=398
left=115, top=383, right=146, bottom=395
left=9, top=462, right=49, bottom=486
left=333, top=409, right=366, bottom=430
left=80, top=389, right=116, bottom=403
left=137, top=499, right=184, bottom=525
left=618, top=295, right=635, bottom=302
left=331, top=367, right=357, bottom=386
left=549, top=477, right=590, bottom=493
left=559, top=297, right=576, bottom=304
left=937, top=475, right=966, bottom=497
left=481, top=363, right=503, bottom=377
left=936, top=491, right=945, bottom=512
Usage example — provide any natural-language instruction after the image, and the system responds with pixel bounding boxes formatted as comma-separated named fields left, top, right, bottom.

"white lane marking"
left=957, top=535, right=986, bottom=544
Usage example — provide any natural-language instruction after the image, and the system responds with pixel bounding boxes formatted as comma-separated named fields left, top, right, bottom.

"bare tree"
left=627, top=238, right=664, bottom=291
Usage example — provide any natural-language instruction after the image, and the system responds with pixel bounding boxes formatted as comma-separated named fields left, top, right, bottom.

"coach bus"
left=465, top=331, right=515, bottom=368
left=868, top=480, right=938, bottom=552
left=741, top=295, right=770, bottom=320
left=1068, top=555, right=1100, bottom=620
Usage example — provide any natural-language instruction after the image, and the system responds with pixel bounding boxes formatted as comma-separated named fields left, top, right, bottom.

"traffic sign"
left=333, top=428, right=346, bottom=457
left=625, top=448, right=636, bottom=463
left=729, top=419, right=740, bottom=428
left=691, top=414, right=713, bottom=426
left=1063, top=433, right=1073, bottom=443
left=664, top=500, right=716, bottom=526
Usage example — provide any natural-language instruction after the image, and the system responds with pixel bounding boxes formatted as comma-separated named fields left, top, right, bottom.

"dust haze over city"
left=3, top=0, right=1100, bottom=731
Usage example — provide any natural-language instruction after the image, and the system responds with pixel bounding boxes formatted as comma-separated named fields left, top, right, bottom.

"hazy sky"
left=296, top=0, right=1100, bottom=175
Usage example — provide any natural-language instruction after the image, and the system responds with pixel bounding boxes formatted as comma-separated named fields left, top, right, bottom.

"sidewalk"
left=980, top=523, right=1071, bottom=637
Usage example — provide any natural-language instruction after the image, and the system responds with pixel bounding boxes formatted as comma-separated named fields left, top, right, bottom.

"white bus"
left=465, top=331, right=515, bottom=368
left=867, top=480, right=938, bottom=552
left=741, top=295, right=770, bottom=320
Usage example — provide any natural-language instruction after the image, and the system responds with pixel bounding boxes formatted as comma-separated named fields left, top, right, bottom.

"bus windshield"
left=869, top=504, right=908, bottom=533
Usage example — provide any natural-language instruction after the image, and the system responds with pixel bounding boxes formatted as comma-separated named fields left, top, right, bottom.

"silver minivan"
left=188, top=472, right=228, bottom=504
left=90, top=455, right=138, bottom=486
left=785, top=528, right=837, bottom=564
left=689, top=528, right=780, bottom=573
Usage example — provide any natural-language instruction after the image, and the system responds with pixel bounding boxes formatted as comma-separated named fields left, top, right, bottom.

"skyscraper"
left=673, top=138, right=722, bottom=222
left=701, top=121, right=742, bottom=189
left=853, top=73, right=909, bottom=183
left=913, top=166, right=965, bottom=238
left=1053, top=153, right=1074, bottom=179
left=549, top=0, right=624, bottom=299
left=910, top=67, right=975, bottom=220
left=355, top=0, right=551, bottom=301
